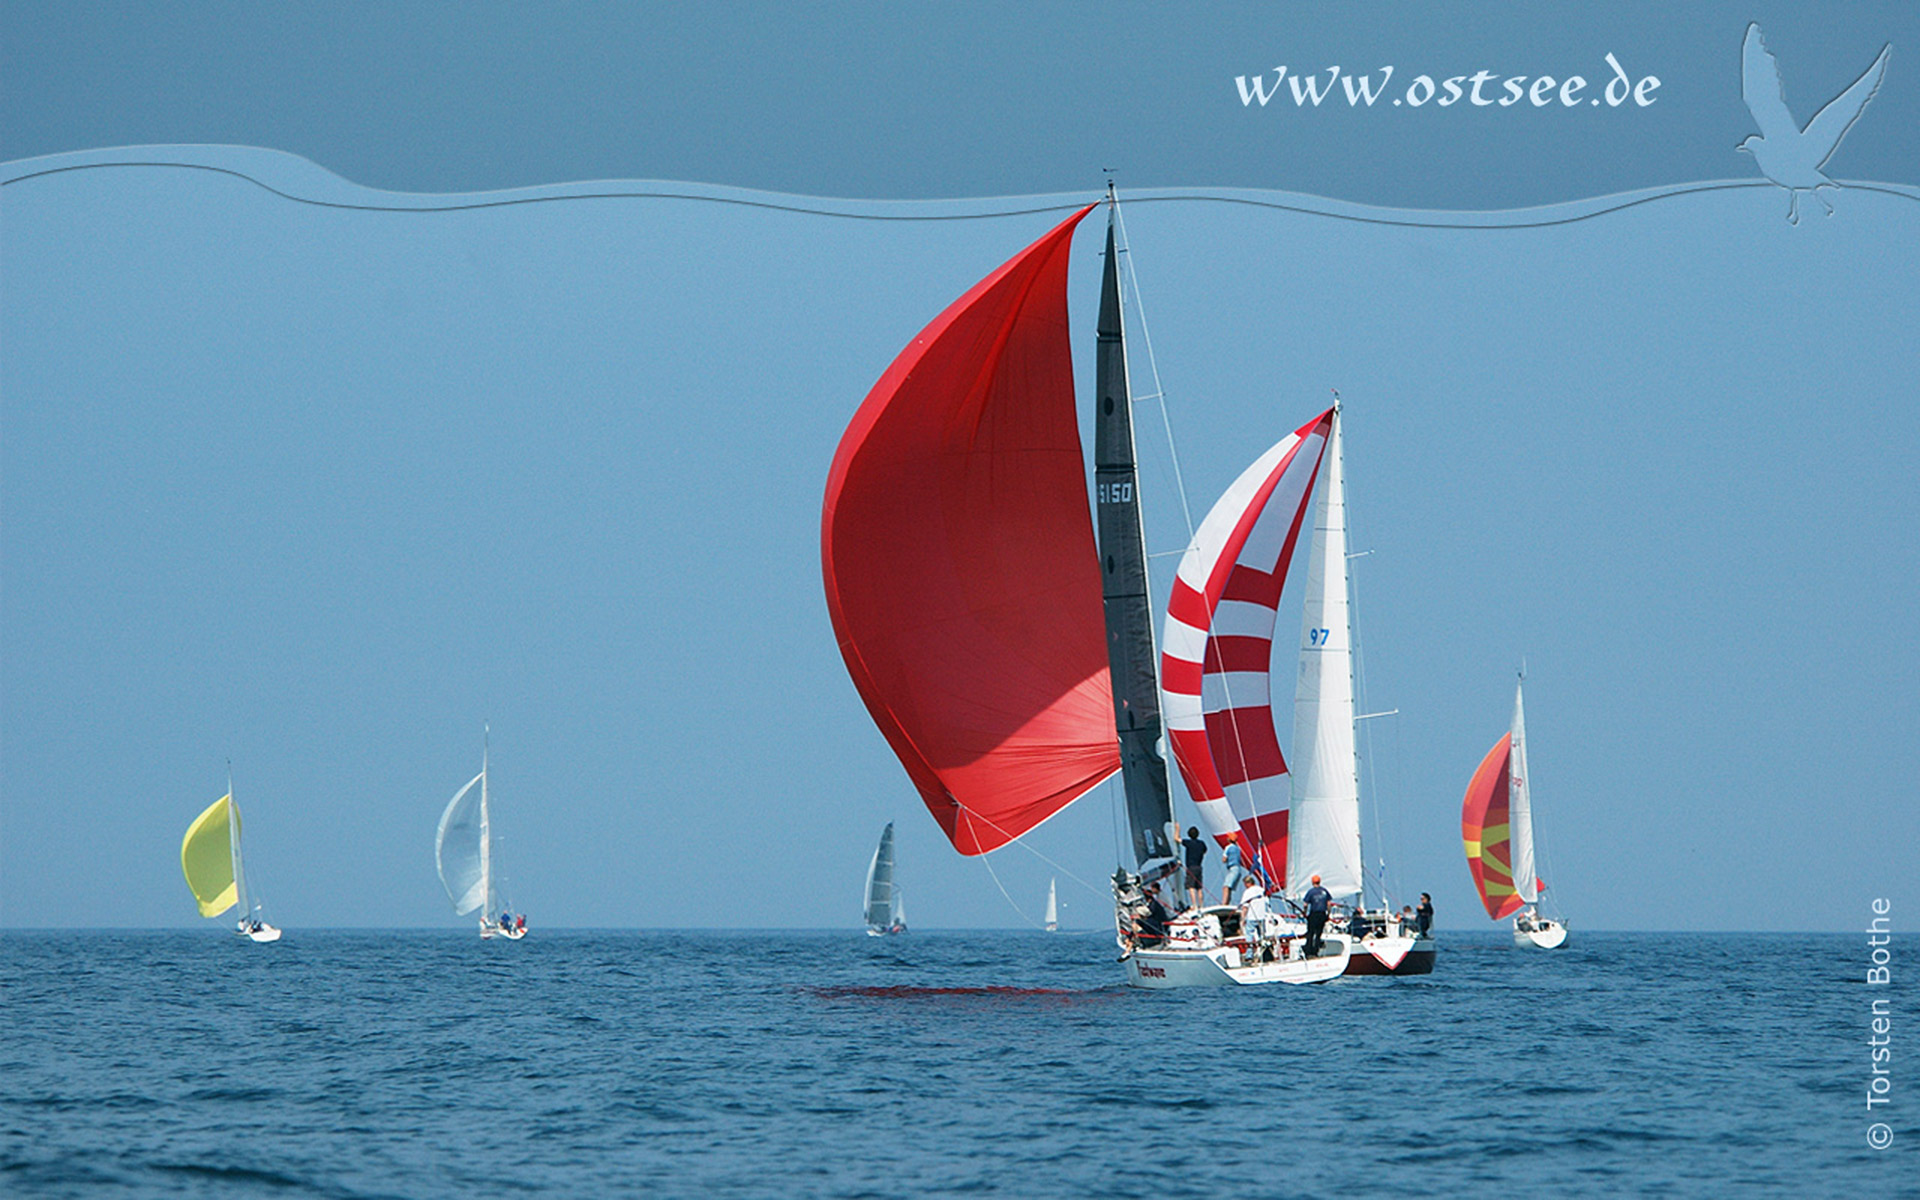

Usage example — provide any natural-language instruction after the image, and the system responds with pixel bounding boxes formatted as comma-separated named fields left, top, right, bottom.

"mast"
left=1094, top=187, right=1174, bottom=870
left=1509, top=676, right=1538, bottom=904
left=1286, top=405, right=1364, bottom=898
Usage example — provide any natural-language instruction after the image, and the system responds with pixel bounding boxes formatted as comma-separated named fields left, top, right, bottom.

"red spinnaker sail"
left=821, top=208, right=1119, bottom=855
left=1462, top=734, right=1525, bottom=919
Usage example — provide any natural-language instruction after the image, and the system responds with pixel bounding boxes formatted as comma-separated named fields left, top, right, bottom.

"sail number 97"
left=1097, top=482, right=1134, bottom=505
left=1308, top=627, right=1332, bottom=646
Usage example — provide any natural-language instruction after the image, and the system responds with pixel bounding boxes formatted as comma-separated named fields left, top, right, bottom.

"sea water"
left=1, top=930, right=1909, bottom=1197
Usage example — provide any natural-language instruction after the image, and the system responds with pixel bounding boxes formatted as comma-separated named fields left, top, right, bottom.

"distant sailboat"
left=864, top=822, right=906, bottom=935
left=180, top=772, right=280, bottom=942
left=1045, top=878, right=1058, bottom=932
left=1463, top=677, right=1568, bottom=949
left=437, top=729, right=527, bottom=940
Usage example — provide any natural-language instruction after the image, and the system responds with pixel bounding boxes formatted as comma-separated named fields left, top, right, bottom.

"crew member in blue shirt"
left=1302, top=874, right=1333, bottom=957
left=1219, top=841, right=1247, bottom=906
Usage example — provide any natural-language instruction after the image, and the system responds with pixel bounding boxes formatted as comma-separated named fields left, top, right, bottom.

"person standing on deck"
left=1181, top=827, right=1208, bottom=912
left=1415, top=893, right=1433, bottom=936
left=1239, top=876, right=1275, bottom=942
left=1219, top=841, right=1247, bottom=906
left=1302, top=875, right=1333, bottom=957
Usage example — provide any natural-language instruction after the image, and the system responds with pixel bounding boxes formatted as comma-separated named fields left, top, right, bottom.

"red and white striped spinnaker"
left=1160, top=408, right=1334, bottom=885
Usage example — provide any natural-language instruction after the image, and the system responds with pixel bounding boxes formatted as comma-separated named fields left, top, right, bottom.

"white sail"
left=1509, top=679, right=1539, bottom=903
left=1286, top=409, right=1364, bottom=898
left=1045, top=878, right=1058, bottom=931
left=864, top=823, right=896, bottom=929
left=437, top=769, right=489, bottom=916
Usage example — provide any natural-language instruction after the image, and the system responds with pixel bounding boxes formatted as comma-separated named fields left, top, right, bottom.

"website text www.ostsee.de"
left=1235, top=54, right=1660, bottom=110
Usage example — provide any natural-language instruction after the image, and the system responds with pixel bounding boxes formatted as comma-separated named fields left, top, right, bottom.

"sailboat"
left=1158, top=399, right=1434, bottom=976
left=180, top=775, right=281, bottom=942
left=1463, top=676, right=1569, bottom=948
left=436, top=730, right=527, bottom=940
left=863, top=822, right=906, bottom=935
left=822, top=189, right=1351, bottom=986
left=1045, top=879, right=1058, bottom=932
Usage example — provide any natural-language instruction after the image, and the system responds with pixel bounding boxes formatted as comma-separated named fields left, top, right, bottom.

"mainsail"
left=181, top=794, right=239, bottom=917
left=1508, top=680, right=1539, bottom=904
left=437, top=768, right=490, bottom=916
left=1285, top=409, right=1364, bottom=898
left=821, top=207, right=1121, bottom=855
left=864, top=822, right=897, bottom=929
left=1093, top=212, right=1175, bottom=869
left=1462, top=733, right=1525, bottom=919
left=1161, top=409, right=1333, bottom=885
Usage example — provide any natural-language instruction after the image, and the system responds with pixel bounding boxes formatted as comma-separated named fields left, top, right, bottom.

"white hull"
left=482, top=923, right=527, bottom=940
left=1126, top=933, right=1351, bottom=987
left=1514, top=917, right=1567, bottom=949
left=237, top=923, right=281, bottom=943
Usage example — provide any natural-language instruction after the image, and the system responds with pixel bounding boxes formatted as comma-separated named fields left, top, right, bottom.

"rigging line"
left=978, top=851, right=1046, bottom=931
left=949, top=796, right=1106, bottom=900
left=1110, top=192, right=1197, bottom=543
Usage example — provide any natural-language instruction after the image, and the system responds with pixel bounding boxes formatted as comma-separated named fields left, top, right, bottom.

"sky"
left=3, top=3, right=1916, bottom=932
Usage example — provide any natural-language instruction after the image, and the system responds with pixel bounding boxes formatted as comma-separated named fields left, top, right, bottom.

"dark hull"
left=1342, top=941, right=1437, bottom=976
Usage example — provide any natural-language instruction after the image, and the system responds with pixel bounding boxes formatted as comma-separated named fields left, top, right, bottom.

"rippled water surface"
left=1, top=930, right=1909, bottom=1196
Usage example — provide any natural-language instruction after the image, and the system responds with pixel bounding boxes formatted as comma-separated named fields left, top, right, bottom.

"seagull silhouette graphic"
left=1738, top=23, right=1891, bottom=224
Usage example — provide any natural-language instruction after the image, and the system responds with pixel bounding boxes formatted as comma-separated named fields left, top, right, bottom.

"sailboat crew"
left=1220, top=841, right=1246, bottom=905
left=1239, top=876, right=1276, bottom=940
left=1136, top=883, right=1172, bottom=946
left=1181, top=827, right=1208, bottom=912
left=1301, top=874, right=1333, bottom=957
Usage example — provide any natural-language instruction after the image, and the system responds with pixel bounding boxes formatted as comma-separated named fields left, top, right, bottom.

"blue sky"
left=3, top=5, right=1915, bottom=931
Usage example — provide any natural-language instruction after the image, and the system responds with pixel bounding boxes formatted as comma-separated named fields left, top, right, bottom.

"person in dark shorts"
left=1181, top=827, right=1208, bottom=912
left=1301, top=874, right=1333, bottom=957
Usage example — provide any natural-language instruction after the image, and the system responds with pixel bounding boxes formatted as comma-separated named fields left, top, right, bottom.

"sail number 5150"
left=1097, top=482, right=1133, bottom=504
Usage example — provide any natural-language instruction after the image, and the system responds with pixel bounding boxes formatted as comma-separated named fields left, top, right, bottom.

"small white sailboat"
left=437, top=729, right=527, bottom=940
left=1463, top=676, right=1569, bottom=949
left=863, top=822, right=906, bottom=935
left=180, top=772, right=281, bottom=942
left=1044, top=878, right=1058, bottom=932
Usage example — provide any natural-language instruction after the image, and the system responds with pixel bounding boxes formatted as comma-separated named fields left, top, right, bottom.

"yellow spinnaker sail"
left=181, top=794, right=238, bottom=917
